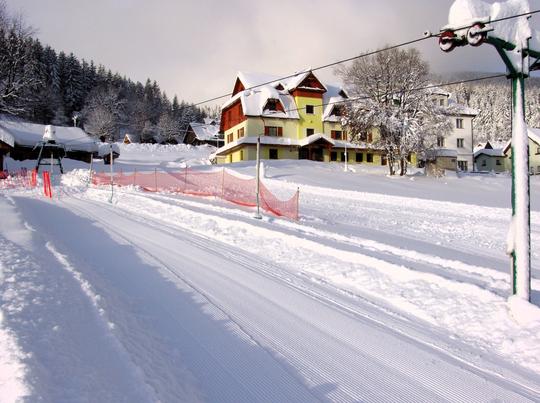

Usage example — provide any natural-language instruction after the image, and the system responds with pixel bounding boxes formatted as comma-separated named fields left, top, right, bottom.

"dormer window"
left=275, top=83, right=284, bottom=90
left=330, top=106, right=344, bottom=117
left=264, top=98, right=284, bottom=113
left=306, top=105, right=314, bottom=114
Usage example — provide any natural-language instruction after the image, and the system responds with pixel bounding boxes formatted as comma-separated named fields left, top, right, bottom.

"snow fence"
left=92, top=168, right=299, bottom=220
left=0, top=169, right=35, bottom=190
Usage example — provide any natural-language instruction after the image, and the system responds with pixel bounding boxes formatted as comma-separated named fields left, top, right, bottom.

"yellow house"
left=213, top=70, right=384, bottom=165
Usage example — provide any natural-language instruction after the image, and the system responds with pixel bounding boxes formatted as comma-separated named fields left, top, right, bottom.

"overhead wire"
left=52, top=8, right=540, bottom=145
left=193, top=9, right=540, bottom=107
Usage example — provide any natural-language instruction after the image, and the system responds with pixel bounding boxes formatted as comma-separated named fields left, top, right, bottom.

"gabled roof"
left=223, top=70, right=347, bottom=122
left=0, top=126, right=15, bottom=148
left=190, top=122, right=220, bottom=141
left=503, top=127, right=540, bottom=154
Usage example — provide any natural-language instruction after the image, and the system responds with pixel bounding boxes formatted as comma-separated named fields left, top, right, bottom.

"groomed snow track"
left=2, top=183, right=537, bottom=402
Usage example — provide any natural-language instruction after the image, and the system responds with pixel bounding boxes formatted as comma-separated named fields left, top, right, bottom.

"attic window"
left=306, top=105, right=314, bottom=114
left=264, top=99, right=284, bottom=113
left=331, top=106, right=344, bottom=117
left=275, top=84, right=284, bottom=90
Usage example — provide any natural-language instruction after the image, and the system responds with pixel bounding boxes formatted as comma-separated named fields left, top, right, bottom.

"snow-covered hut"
left=185, top=119, right=222, bottom=147
left=0, top=116, right=101, bottom=163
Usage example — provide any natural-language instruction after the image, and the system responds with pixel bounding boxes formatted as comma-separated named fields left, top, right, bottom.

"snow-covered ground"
left=1, top=143, right=540, bottom=402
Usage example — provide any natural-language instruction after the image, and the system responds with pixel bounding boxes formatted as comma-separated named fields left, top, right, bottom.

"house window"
left=496, top=159, right=501, bottom=166
left=269, top=149, right=278, bottom=159
left=356, top=152, right=363, bottom=163
left=381, top=155, right=387, bottom=166
left=331, top=130, right=343, bottom=140
left=340, top=152, right=346, bottom=161
left=331, top=106, right=343, bottom=117
left=360, top=131, right=373, bottom=142
left=306, top=105, right=314, bottom=114
left=456, top=118, right=464, bottom=129
left=306, top=128, right=315, bottom=136
left=367, top=153, right=373, bottom=163
left=265, top=126, right=283, bottom=136
left=458, top=160, right=468, bottom=171
left=227, top=133, right=234, bottom=143
left=482, top=159, right=487, bottom=167
left=437, top=136, right=445, bottom=147
left=440, top=99, right=444, bottom=106
left=237, top=128, right=244, bottom=138
left=457, top=138, right=464, bottom=148
left=330, top=151, right=337, bottom=161
left=240, top=150, right=244, bottom=160
left=536, top=147, right=540, bottom=155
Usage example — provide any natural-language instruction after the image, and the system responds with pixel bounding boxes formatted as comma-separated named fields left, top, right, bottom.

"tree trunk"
left=388, top=153, right=395, bottom=175
left=400, top=158, right=407, bottom=176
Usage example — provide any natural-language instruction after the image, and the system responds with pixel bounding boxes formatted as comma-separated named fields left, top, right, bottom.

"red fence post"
left=154, top=168, right=158, bottom=192
left=133, top=168, right=137, bottom=186
left=184, top=168, right=188, bottom=193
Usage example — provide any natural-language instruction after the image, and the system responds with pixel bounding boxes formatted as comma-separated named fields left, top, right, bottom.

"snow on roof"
left=447, top=98, right=479, bottom=116
left=97, top=142, right=120, bottom=156
left=0, top=117, right=98, bottom=152
left=503, top=127, right=540, bottom=153
left=0, top=126, right=15, bottom=148
left=528, top=127, right=540, bottom=146
left=474, top=148, right=506, bottom=158
left=190, top=122, right=220, bottom=141
left=203, top=117, right=219, bottom=126
left=429, top=86, right=452, bottom=97
left=224, top=70, right=346, bottom=122
left=429, top=148, right=459, bottom=158
left=322, top=84, right=348, bottom=122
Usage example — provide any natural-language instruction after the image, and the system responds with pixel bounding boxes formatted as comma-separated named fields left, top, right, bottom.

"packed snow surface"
left=1, top=143, right=540, bottom=402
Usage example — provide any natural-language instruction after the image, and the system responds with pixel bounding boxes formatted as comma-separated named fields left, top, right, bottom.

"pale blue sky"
left=5, top=0, right=540, bottom=105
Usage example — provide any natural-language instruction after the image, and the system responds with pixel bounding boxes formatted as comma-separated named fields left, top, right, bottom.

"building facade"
left=214, top=70, right=385, bottom=165
left=430, top=90, right=477, bottom=171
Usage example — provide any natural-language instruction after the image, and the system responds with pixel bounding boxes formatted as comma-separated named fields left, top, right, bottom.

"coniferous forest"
left=0, top=2, right=209, bottom=143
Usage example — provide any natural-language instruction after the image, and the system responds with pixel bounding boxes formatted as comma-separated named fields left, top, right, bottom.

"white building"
left=430, top=89, right=478, bottom=171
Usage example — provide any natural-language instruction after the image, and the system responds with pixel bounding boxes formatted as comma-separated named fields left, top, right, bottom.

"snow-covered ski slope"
left=1, top=144, right=539, bottom=402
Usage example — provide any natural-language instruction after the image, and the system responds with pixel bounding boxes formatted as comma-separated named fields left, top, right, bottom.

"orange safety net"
left=0, top=169, right=36, bottom=190
left=92, top=168, right=299, bottom=220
